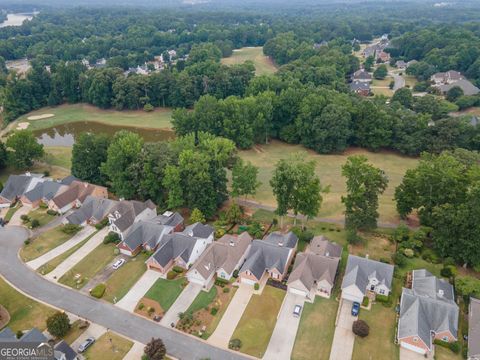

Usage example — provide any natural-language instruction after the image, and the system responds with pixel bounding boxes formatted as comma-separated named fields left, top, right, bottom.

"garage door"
left=401, top=341, right=426, bottom=354
left=240, top=277, right=256, bottom=285
left=341, top=292, right=363, bottom=303
left=288, top=287, right=308, bottom=297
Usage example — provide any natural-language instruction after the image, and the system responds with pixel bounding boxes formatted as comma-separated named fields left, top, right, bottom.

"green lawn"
left=204, top=286, right=237, bottom=338
left=58, top=243, right=117, bottom=289
left=0, top=277, right=56, bottom=332
left=20, top=226, right=72, bottom=262
left=187, top=286, right=217, bottom=314
left=43, top=146, right=72, bottom=169
left=103, top=253, right=148, bottom=303
left=231, top=285, right=286, bottom=358
left=62, top=320, right=89, bottom=345
left=292, top=296, right=339, bottom=360
left=144, top=278, right=186, bottom=312
left=241, top=141, right=418, bottom=224
left=221, top=47, right=277, bottom=76
left=16, top=103, right=173, bottom=131
left=435, top=345, right=462, bottom=360
left=27, top=208, right=56, bottom=227
left=352, top=304, right=399, bottom=360
left=83, top=332, right=133, bottom=360
left=4, top=204, right=21, bottom=222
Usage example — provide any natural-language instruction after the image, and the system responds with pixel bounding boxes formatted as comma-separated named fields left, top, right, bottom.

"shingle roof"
left=19, top=328, right=48, bottom=343
left=0, top=175, right=34, bottom=201
left=54, top=340, right=78, bottom=360
left=0, top=328, right=16, bottom=342
left=66, top=196, right=118, bottom=225
left=309, top=236, right=342, bottom=258
left=287, top=252, right=339, bottom=291
left=438, top=79, right=480, bottom=96
left=183, top=222, right=214, bottom=239
left=341, top=255, right=394, bottom=294
left=353, top=69, right=372, bottom=80
left=60, top=175, right=78, bottom=185
left=122, top=221, right=169, bottom=251
left=24, top=181, right=66, bottom=202
left=350, top=80, right=370, bottom=92
left=412, top=269, right=455, bottom=302
left=469, top=297, right=480, bottom=358
left=264, top=231, right=298, bottom=249
left=151, top=211, right=184, bottom=228
left=150, top=233, right=198, bottom=267
left=110, top=200, right=156, bottom=232
left=51, top=181, right=106, bottom=209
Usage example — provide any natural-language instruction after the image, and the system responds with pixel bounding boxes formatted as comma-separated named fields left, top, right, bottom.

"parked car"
left=112, top=258, right=126, bottom=270
left=78, top=337, right=95, bottom=353
left=293, top=304, right=302, bottom=317
left=351, top=301, right=360, bottom=316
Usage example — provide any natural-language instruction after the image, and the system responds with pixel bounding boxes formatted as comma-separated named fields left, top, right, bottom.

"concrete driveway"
left=400, top=347, right=429, bottom=360
left=208, top=283, right=254, bottom=348
left=116, top=269, right=163, bottom=311
left=161, top=282, right=203, bottom=327
left=80, top=254, right=129, bottom=295
left=263, top=292, right=305, bottom=360
left=329, top=299, right=357, bottom=360
left=390, top=72, right=406, bottom=91
left=123, top=341, right=145, bottom=360
left=45, top=228, right=108, bottom=281
left=26, top=226, right=96, bottom=270
left=70, top=322, right=107, bottom=354
left=8, top=206, right=30, bottom=226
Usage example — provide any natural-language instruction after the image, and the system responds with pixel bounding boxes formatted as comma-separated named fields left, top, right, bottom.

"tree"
left=46, top=312, right=71, bottom=338
left=6, top=130, right=44, bottom=169
left=189, top=208, right=206, bottom=224
left=352, top=320, right=370, bottom=337
left=391, top=88, right=413, bottom=108
left=226, top=203, right=243, bottom=224
left=144, top=338, right=166, bottom=360
left=373, top=64, right=388, bottom=80
left=71, top=133, right=110, bottom=185
left=364, top=56, right=374, bottom=72
left=446, top=86, right=464, bottom=102
left=341, top=155, right=388, bottom=231
left=0, top=142, right=8, bottom=170
left=231, top=158, right=261, bottom=200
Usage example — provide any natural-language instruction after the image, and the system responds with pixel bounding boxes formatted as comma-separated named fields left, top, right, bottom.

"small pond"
left=33, top=121, right=175, bottom=146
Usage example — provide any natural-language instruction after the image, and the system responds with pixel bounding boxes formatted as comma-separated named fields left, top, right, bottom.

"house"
left=65, top=196, right=118, bottom=226
left=17, top=328, right=48, bottom=343
left=377, top=51, right=390, bottom=63
left=309, top=235, right=342, bottom=258
left=431, top=70, right=464, bottom=85
left=398, top=269, right=459, bottom=355
left=187, top=232, right=253, bottom=290
left=0, top=173, right=45, bottom=208
left=469, top=298, right=480, bottom=360
left=396, top=60, right=407, bottom=69
left=108, top=200, right=157, bottom=239
left=145, top=225, right=214, bottom=274
left=238, top=231, right=298, bottom=285
left=341, top=255, right=394, bottom=303
left=350, top=80, right=371, bottom=96
left=352, top=69, right=372, bottom=83
left=148, top=211, right=184, bottom=232
left=20, top=180, right=68, bottom=208
left=48, top=180, right=108, bottom=214
left=437, top=79, right=480, bottom=96
left=0, top=327, right=17, bottom=342
left=54, top=340, right=79, bottom=360
left=118, top=221, right=172, bottom=256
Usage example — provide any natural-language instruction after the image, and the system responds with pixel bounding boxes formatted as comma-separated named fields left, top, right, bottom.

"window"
left=442, top=336, right=448, bottom=342
left=413, top=337, right=418, bottom=342
left=379, top=289, right=385, bottom=295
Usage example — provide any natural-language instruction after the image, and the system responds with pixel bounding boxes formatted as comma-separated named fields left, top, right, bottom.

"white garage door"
left=401, top=341, right=426, bottom=354
left=288, top=287, right=308, bottom=297
left=240, top=277, right=256, bottom=285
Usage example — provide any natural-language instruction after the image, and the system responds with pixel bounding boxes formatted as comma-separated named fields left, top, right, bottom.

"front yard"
left=141, top=277, right=186, bottom=314
left=62, top=319, right=90, bottom=345
left=83, top=332, right=133, bottom=360
left=27, top=207, right=56, bottom=227
left=292, top=296, right=339, bottom=360
left=20, top=226, right=72, bottom=262
left=231, top=285, right=286, bottom=358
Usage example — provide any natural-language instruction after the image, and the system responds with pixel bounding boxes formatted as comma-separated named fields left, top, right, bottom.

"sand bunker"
left=27, top=113, right=54, bottom=120
left=16, top=122, right=30, bottom=130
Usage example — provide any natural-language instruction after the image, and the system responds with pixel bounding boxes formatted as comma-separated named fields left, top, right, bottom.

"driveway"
left=400, top=347, right=430, bottom=360
left=116, top=269, right=163, bottom=311
left=329, top=299, right=357, bottom=360
left=390, top=71, right=406, bottom=91
left=45, top=228, right=108, bottom=281
left=161, top=282, right=203, bottom=327
left=26, top=226, right=96, bottom=270
left=80, top=253, right=129, bottom=295
left=8, top=206, right=30, bottom=226
left=263, top=292, right=305, bottom=360
left=208, top=283, right=254, bottom=348
left=70, top=322, right=107, bottom=352
left=123, top=341, right=145, bottom=360
left=0, top=226, right=249, bottom=360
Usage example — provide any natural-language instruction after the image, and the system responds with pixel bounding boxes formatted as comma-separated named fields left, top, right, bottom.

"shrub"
left=403, top=248, right=414, bottom=258
left=173, top=266, right=184, bottom=273
left=434, top=339, right=460, bottom=354
left=361, top=297, right=369, bottom=307
left=20, top=214, right=30, bottom=223
left=46, top=312, right=71, bottom=338
left=16, top=330, right=23, bottom=339
left=232, top=270, right=239, bottom=278
left=30, top=219, right=40, bottom=228
left=46, top=209, right=58, bottom=216
left=167, top=271, right=177, bottom=280
left=103, top=232, right=121, bottom=244
left=95, top=218, right=109, bottom=230
left=90, top=283, right=106, bottom=298
left=39, top=202, right=48, bottom=209
left=254, top=283, right=260, bottom=291
left=223, top=287, right=230, bottom=293
left=346, top=229, right=362, bottom=245
left=24, top=239, right=30, bottom=245
left=393, top=252, right=407, bottom=267
left=352, top=320, right=370, bottom=337
left=441, top=265, right=457, bottom=278
left=61, top=224, right=82, bottom=235
left=422, top=249, right=439, bottom=263
left=143, top=103, right=154, bottom=112
left=379, top=257, right=391, bottom=264
left=215, top=278, right=229, bottom=287
left=138, top=303, right=145, bottom=310
left=210, top=307, right=218, bottom=316
left=449, top=341, right=460, bottom=354
left=376, top=294, right=393, bottom=307
left=229, top=338, right=242, bottom=350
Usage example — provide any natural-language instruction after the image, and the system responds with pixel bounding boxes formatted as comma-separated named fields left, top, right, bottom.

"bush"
left=393, top=252, right=407, bottom=267
left=46, top=209, right=58, bottom=216
left=24, top=239, right=30, bottom=245
left=403, top=248, right=414, bottom=258
left=422, top=249, right=440, bottom=264
left=232, top=270, right=239, bottom=278
left=210, top=307, right=218, bottom=315
left=103, top=232, right=120, bottom=244
left=172, top=266, right=184, bottom=273
left=361, top=297, right=369, bottom=307
left=95, top=218, right=109, bottom=230
left=223, top=287, right=230, bottom=293
left=215, top=278, right=229, bottom=287
left=434, top=339, right=460, bottom=354
left=16, top=330, right=23, bottom=339
left=254, top=283, right=259, bottom=291
left=379, top=257, right=391, bottom=264
left=30, top=219, right=40, bottom=228
left=167, top=271, right=177, bottom=280
left=346, top=229, right=362, bottom=245
left=352, top=320, right=370, bottom=337
left=376, top=294, right=393, bottom=307
left=229, top=338, right=242, bottom=350
left=143, top=103, right=154, bottom=112
left=20, top=214, right=30, bottom=223
left=46, top=312, right=71, bottom=338
left=39, top=202, right=48, bottom=209
left=90, top=283, right=106, bottom=298
left=138, top=303, right=145, bottom=310
left=61, top=224, right=82, bottom=235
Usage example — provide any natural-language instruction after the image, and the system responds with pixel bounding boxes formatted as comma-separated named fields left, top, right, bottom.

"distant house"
left=377, top=51, right=390, bottom=63
left=398, top=269, right=459, bottom=355
left=187, top=232, right=253, bottom=291
left=396, top=60, right=407, bottom=69
left=350, top=80, right=371, bottom=96
left=431, top=70, right=464, bottom=85
left=469, top=298, right=480, bottom=360
left=48, top=180, right=108, bottom=214
left=20, top=180, right=68, bottom=209
left=352, top=69, right=372, bottom=83
left=437, top=79, right=480, bottom=96
left=0, top=173, right=45, bottom=208
left=341, top=255, right=394, bottom=303
left=313, top=40, right=328, bottom=49
left=65, top=196, right=118, bottom=226
left=145, top=223, right=214, bottom=274
left=108, top=200, right=157, bottom=239
left=238, top=231, right=298, bottom=285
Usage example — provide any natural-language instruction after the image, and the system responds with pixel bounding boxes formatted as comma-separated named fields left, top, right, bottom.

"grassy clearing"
left=231, top=285, right=286, bottom=358
left=20, top=226, right=72, bottom=262
left=144, top=278, right=186, bottom=312
left=83, top=332, right=133, bottom=360
left=15, top=103, right=173, bottom=132
left=187, top=286, right=217, bottom=314
left=221, top=47, right=277, bottom=76
left=0, top=163, right=70, bottom=185
left=372, top=87, right=394, bottom=97
left=27, top=207, right=56, bottom=227
left=43, top=146, right=72, bottom=169
left=241, top=141, right=418, bottom=224
left=292, top=296, right=339, bottom=360
left=0, top=277, right=56, bottom=332
left=103, top=253, right=148, bottom=303
left=58, top=243, right=117, bottom=289
left=403, top=75, right=418, bottom=89
left=62, top=320, right=89, bottom=345
left=371, top=77, right=393, bottom=88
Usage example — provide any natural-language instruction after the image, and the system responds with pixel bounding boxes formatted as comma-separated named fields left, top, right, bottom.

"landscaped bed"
left=230, top=285, right=286, bottom=358
left=83, top=332, right=133, bottom=360
left=136, top=277, right=186, bottom=318
left=20, top=225, right=73, bottom=262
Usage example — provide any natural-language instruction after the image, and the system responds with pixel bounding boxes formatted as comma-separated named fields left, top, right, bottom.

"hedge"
left=90, top=283, right=106, bottom=298
left=167, top=271, right=177, bottom=280
left=172, top=266, right=184, bottom=273
left=215, top=278, right=229, bottom=287
left=433, top=339, right=460, bottom=354
left=376, top=294, right=393, bottom=307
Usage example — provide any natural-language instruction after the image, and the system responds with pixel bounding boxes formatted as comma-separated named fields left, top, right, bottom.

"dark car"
left=78, top=337, right=95, bottom=353
left=351, top=301, right=360, bottom=316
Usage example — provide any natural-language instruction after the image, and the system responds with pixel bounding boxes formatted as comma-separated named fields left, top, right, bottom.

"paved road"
left=116, top=269, right=163, bottom=311
left=161, top=282, right=202, bottom=327
left=329, top=299, right=357, bottom=360
left=0, top=226, right=250, bottom=360
left=390, top=71, right=406, bottom=91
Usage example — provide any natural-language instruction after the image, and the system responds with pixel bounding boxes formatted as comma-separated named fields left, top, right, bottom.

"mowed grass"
left=231, top=285, right=286, bottom=358
left=16, top=103, right=173, bottom=131
left=292, top=296, right=339, bottom=360
left=240, top=141, right=418, bottom=224
left=187, top=286, right=217, bottom=314
left=83, top=332, right=133, bottom=360
left=43, top=146, right=72, bottom=169
left=27, top=208, right=56, bottom=227
left=352, top=304, right=399, bottom=360
left=62, top=320, right=89, bottom=345
left=0, top=277, right=56, bottom=332
left=59, top=243, right=117, bottom=289
left=20, top=226, right=72, bottom=262
left=221, top=47, right=277, bottom=76
left=103, top=253, right=148, bottom=303
left=144, top=278, right=185, bottom=312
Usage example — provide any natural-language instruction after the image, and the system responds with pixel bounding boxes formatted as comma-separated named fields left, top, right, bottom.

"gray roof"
left=341, top=255, right=394, bottom=294
left=438, top=79, right=480, bottom=96
left=309, top=236, right=342, bottom=258
left=66, top=196, right=118, bottom=225
left=183, top=222, right=214, bottom=239
left=469, top=297, right=480, bottom=358
left=110, top=200, right=156, bottom=232
left=19, top=328, right=48, bottom=343
left=287, top=252, right=339, bottom=291
left=122, top=221, right=170, bottom=251
left=150, top=211, right=184, bottom=228
left=412, top=269, right=455, bottom=302
left=0, top=327, right=16, bottom=342
left=0, top=175, right=34, bottom=201
left=350, top=80, right=370, bottom=92
left=24, top=181, right=66, bottom=202
left=54, top=340, right=78, bottom=360
left=150, top=233, right=198, bottom=267
left=60, top=175, right=78, bottom=185
left=240, top=240, right=293, bottom=280
left=353, top=69, right=372, bottom=80
left=264, top=231, right=298, bottom=249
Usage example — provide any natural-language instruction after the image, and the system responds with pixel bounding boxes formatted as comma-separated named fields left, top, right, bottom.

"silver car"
left=78, top=337, right=95, bottom=353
